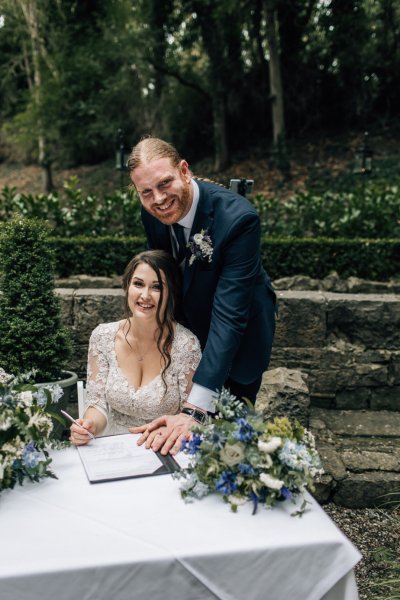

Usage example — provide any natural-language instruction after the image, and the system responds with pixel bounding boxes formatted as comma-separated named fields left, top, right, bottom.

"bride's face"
left=128, top=262, right=168, bottom=321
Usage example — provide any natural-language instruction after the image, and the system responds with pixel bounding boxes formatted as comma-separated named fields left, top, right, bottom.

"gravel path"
left=324, top=504, right=400, bottom=599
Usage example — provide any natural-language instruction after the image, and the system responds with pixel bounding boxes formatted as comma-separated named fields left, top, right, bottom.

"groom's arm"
left=192, top=210, right=262, bottom=392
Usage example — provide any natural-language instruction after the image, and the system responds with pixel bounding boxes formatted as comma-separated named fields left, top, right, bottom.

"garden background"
left=0, top=2, right=399, bottom=599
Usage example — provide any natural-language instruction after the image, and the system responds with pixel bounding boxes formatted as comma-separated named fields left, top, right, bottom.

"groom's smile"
left=130, top=157, right=193, bottom=225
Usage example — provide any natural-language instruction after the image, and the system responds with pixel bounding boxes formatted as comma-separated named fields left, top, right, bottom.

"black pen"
left=61, top=409, right=95, bottom=440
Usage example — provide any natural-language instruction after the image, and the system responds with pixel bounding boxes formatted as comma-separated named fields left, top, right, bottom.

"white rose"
left=259, top=472, right=284, bottom=490
left=19, top=391, right=33, bottom=406
left=258, top=437, right=282, bottom=454
left=219, top=443, right=245, bottom=467
left=193, top=233, right=203, bottom=244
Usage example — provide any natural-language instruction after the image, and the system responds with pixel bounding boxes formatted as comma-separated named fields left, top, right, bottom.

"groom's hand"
left=129, top=413, right=195, bottom=455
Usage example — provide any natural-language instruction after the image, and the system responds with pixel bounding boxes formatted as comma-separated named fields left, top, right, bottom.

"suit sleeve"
left=192, top=211, right=263, bottom=391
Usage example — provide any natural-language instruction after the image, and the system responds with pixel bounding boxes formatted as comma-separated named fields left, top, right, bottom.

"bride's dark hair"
left=122, top=250, right=182, bottom=390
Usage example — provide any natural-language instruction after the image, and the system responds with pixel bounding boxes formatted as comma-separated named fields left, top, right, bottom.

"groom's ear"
left=179, top=160, right=191, bottom=182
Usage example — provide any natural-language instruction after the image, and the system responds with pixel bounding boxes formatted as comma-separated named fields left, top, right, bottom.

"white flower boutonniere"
left=188, top=228, right=213, bottom=266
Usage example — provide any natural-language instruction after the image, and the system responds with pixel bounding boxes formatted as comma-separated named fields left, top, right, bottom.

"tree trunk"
left=16, top=0, right=46, bottom=166
left=264, top=2, right=285, bottom=146
left=264, top=1, right=290, bottom=176
left=212, top=89, right=229, bottom=172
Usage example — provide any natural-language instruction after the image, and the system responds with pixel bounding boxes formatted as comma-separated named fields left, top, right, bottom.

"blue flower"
left=215, top=470, right=238, bottom=494
left=234, top=418, right=255, bottom=442
left=181, top=434, right=202, bottom=454
left=210, top=428, right=226, bottom=448
left=280, top=486, right=293, bottom=500
left=22, top=442, right=42, bottom=468
left=238, top=463, right=255, bottom=475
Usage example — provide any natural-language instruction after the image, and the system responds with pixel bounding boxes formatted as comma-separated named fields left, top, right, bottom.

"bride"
left=69, top=250, right=203, bottom=450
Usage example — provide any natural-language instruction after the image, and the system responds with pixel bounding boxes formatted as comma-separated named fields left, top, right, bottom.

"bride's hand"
left=131, top=425, right=168, bottom=450
left=129, top=414, right=195, bottom=455
left=70, top=418, right=95, bottom=445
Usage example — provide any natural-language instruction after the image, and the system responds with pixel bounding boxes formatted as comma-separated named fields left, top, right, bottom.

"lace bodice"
left=84, top=321, right=202, bottom=436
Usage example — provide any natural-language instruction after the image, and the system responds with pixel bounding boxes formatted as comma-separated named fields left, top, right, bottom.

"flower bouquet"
left=175, top=389, right=323, bottom=515
left=0, top=368, right=64, bottom=494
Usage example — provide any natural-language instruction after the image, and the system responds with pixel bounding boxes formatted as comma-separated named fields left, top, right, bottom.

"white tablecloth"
left=0, top=448, right=361, bottom=600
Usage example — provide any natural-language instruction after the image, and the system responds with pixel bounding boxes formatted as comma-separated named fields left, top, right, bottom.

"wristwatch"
left=181, top=407, right=208, bottom=424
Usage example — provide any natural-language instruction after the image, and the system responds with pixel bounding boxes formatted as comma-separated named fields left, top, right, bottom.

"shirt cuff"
left=186, top=383, right=217, bottom=413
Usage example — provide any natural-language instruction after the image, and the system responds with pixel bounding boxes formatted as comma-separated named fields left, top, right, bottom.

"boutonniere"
left=188, top=228, right=213, bottom=266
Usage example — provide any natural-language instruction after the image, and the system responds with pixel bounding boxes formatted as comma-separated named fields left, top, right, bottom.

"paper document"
left=77, top=433, right=180, bottom=483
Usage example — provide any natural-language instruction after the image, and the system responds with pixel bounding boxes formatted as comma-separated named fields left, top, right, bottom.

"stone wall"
left=58, top=288, right=400, bottom=410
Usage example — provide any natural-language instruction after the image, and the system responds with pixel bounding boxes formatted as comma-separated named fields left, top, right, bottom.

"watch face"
left=193, top=409, right=207, bottom=423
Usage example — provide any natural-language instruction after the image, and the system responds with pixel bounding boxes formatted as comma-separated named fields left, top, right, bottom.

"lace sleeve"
left=176, top=330, right=202, bottom=408
left=84, top=325, right=109, bottom=422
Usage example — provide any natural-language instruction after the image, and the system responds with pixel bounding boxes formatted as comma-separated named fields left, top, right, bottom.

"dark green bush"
left=45, top=235, right=400, bottom=280
left=0, top=216, right=72, bottom=381
left=253, top=181, right=400, bottom=239
left=262, top=238, right=400, bottom=280
left=51, top=236, right=147, bottom=277
left=0, top=179, right=143, bottom=237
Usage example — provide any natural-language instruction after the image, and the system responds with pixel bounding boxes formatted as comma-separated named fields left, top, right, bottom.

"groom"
left=128, top=137, right=276, bottom=454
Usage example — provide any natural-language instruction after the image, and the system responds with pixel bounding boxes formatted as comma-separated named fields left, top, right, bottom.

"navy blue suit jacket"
left=141, top=179, right=276, bottom=391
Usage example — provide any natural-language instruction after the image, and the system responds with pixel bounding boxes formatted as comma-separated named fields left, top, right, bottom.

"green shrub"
left=43, top=235, right=400, bottom=280
left=262, top=238, right=400, bottom=280
left=50, top=236, right=147, bottom=277
left=0, top=216, right=72, bottom=381
left=0, top=179, right=143, bottom=237
left=253, top=181, right=400, bottom=239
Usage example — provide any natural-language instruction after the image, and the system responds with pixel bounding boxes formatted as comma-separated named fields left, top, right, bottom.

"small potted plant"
left=0, top=215, right=77, bottom=437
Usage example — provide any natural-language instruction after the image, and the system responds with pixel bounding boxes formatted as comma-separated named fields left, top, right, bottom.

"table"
left=0, top=448, right=361, bottom=600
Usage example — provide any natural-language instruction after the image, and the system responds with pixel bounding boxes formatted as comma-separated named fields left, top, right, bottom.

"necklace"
left=131, top=336, right=156, bottom=362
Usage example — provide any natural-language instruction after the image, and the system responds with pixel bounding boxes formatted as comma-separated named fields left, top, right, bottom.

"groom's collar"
left=177, top=179, right=199, bottom=229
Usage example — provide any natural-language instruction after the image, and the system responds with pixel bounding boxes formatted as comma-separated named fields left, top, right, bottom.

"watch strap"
left=181, top=407, right=207, bottom=424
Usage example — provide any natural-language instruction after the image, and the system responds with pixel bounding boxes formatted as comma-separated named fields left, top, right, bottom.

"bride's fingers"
left=147, top=429, right=166, bottom=449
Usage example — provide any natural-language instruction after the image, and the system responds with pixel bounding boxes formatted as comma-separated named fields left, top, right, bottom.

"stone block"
left=370, top=386, right=400, bottom=411
left=333, top=471, right=400, bottom=508
left=335, top=388, right=370, bottom=410
left=341, top=449, right=400, bottom=472
left=318, top=409, right=400, bottom=438
left=56, top=288, right=74, bottom=326
left=317, top=445, right=348, bottom=481
left=325, top=293, right=400, bottom=349
left=71, top=289, right=124, bottom=345
left=256, top=367, right=310, bottom=426
left=273, top=291, right=327, bottom=348
left=311, top=474, right=334, bottom=504
left=389, top=352, right=400, bottom=385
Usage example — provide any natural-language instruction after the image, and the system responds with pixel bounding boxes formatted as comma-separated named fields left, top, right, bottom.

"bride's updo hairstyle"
left=122, top=250, right=182, bottom=388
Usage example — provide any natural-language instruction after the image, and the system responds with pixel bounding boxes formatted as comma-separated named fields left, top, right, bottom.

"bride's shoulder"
left=174, top=323, right=201, bottom=351
left=90, top=321, right=120, bottom=342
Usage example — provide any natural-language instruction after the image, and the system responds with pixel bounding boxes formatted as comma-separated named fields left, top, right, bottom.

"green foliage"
left=0, top=216, right=72, bottom=382
left=253, top=181, right=400, bottom=239
left=262, top=237, right=400, bottom=280
left=50, top=236, right=147, bottom=277
left=28, top=235, right=399, bottom=280
left=0, top=179, right=143, bottom=237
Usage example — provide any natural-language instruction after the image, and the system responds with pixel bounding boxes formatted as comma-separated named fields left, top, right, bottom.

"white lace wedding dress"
left=84, top=321, right=202, bottom=435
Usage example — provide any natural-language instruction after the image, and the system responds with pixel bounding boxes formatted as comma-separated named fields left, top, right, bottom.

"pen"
left=60, top=409, right=95, bottom=440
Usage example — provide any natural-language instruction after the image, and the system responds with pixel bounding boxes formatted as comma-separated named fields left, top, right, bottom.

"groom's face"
left=131, top=157, right=193, bottom=225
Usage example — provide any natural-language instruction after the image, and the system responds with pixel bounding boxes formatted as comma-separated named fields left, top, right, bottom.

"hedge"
left=48, top=236, right=400, bottom=280
left=261, top=238, right=400, bottom=280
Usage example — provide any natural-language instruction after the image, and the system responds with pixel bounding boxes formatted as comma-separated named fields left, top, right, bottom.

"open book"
left=77, top=433, right=181, bottom=483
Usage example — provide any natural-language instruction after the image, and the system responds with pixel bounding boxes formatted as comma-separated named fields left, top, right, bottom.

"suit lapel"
left=183, top=181, right=214, bottom=296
